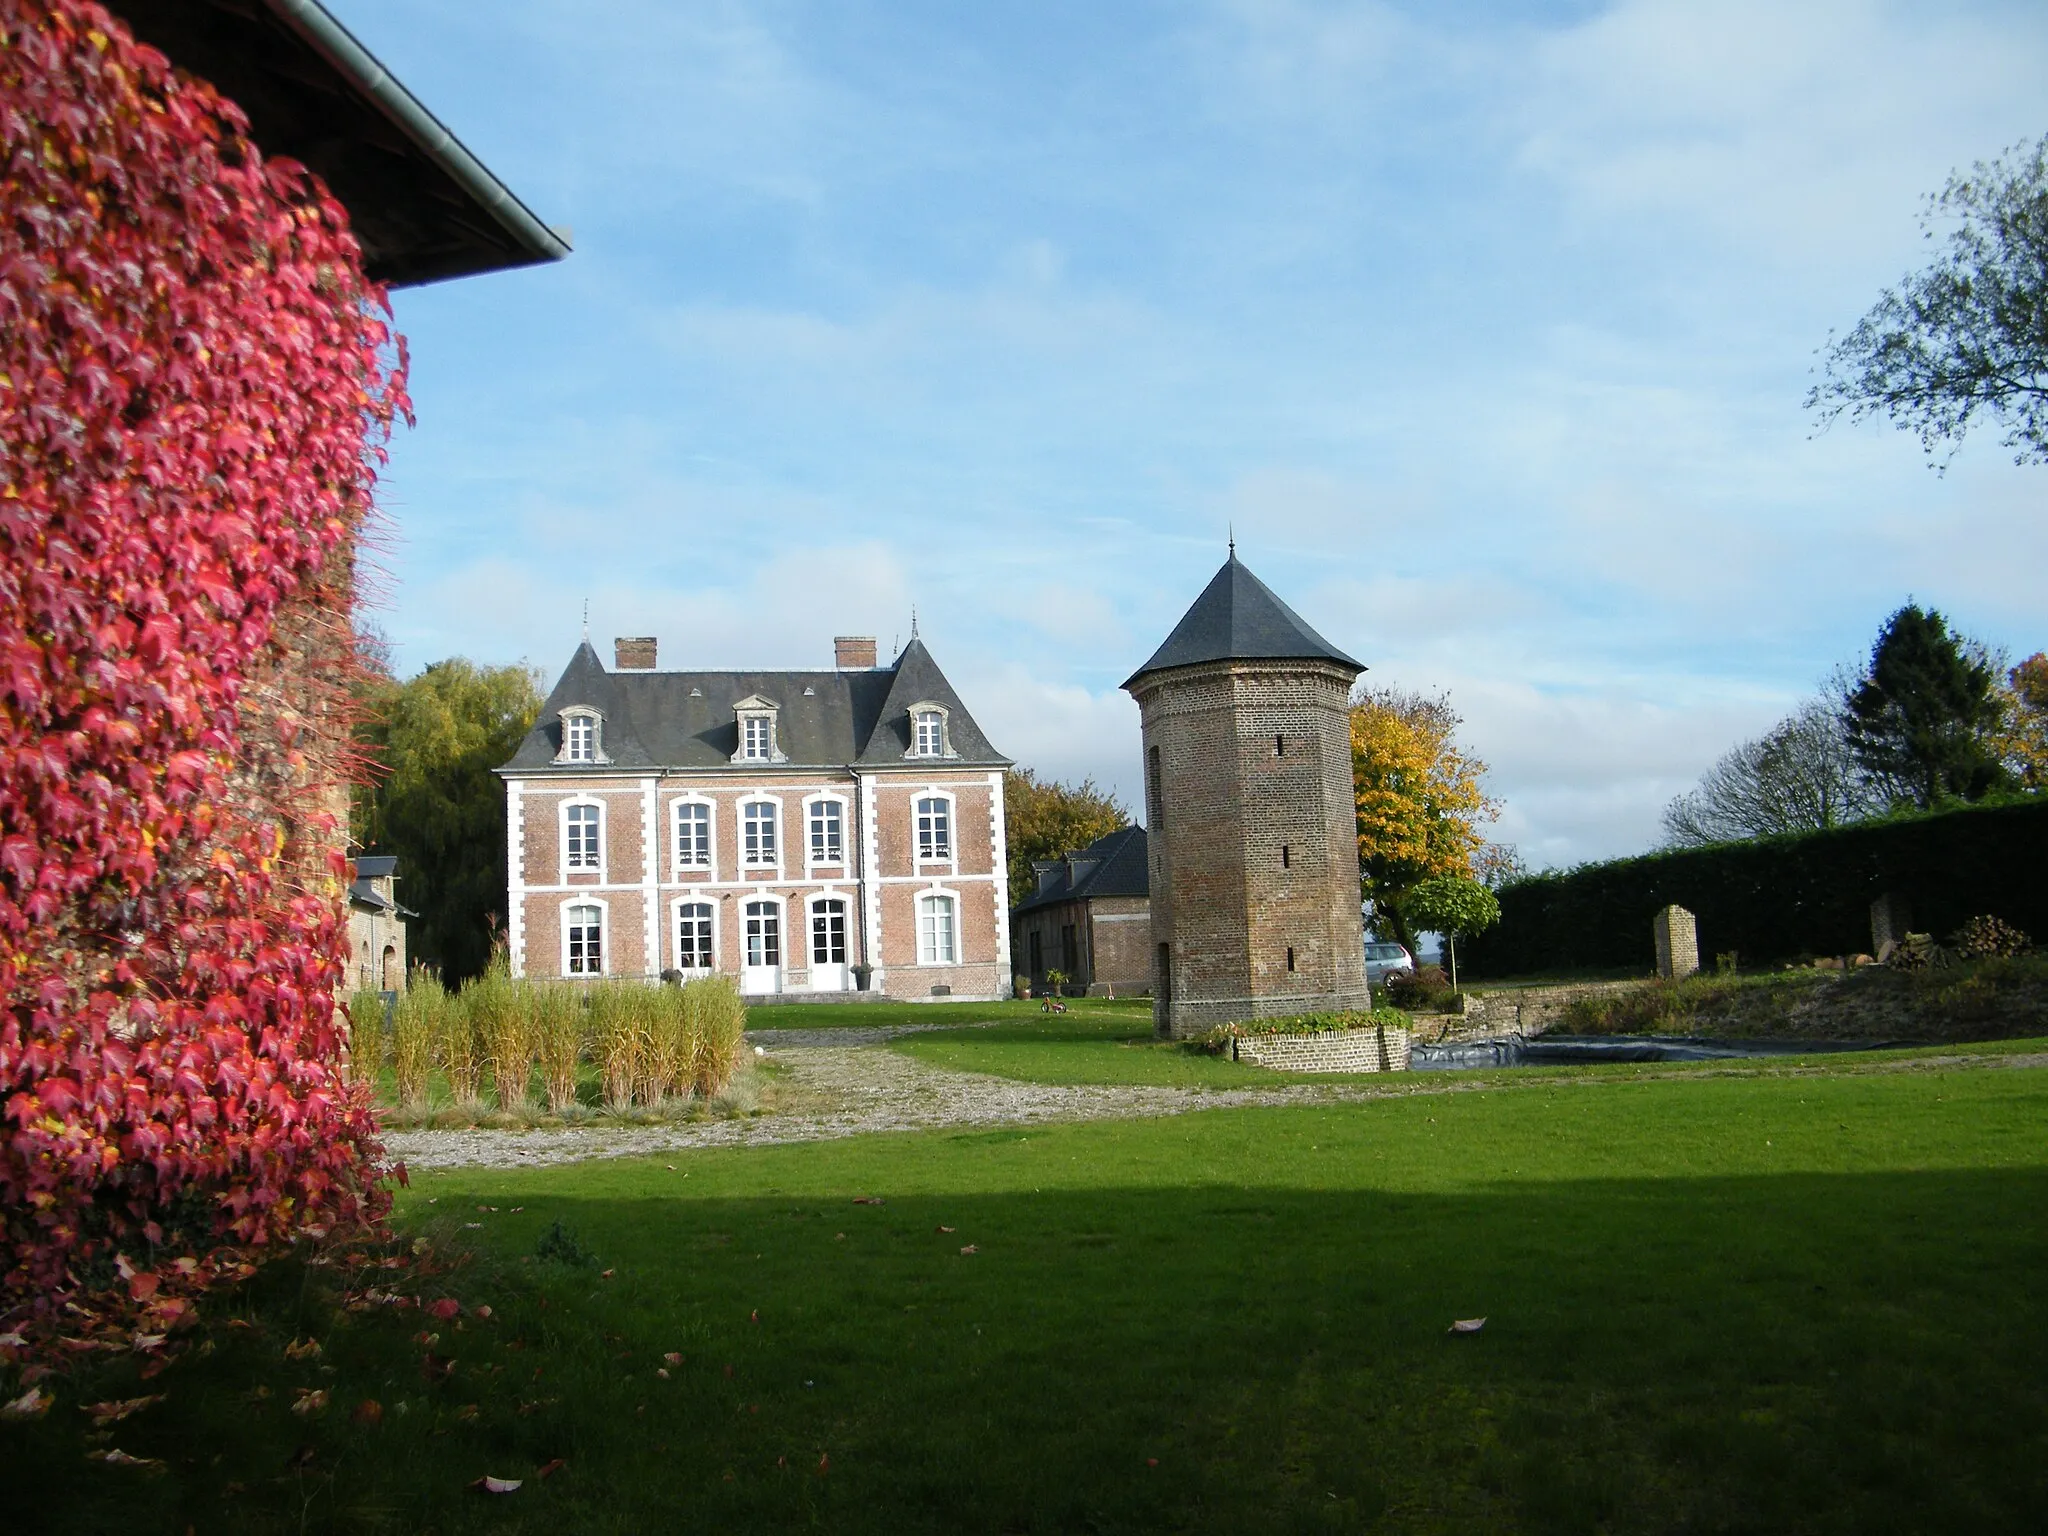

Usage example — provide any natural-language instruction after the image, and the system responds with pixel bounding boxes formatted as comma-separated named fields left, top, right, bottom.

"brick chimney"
left=834, top=636, right=877, bottom=670
left=614, top=636, right=657, bottom=670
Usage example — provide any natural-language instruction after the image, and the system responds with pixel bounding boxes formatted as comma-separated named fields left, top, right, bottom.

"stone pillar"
left=1870, top=892, right=1912, bottom=960
left=1653, top=905, right=1698, bottom=980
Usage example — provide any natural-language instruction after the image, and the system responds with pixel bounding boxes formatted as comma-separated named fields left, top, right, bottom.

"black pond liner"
left=1409, top=1034, right=1922, bottom=1071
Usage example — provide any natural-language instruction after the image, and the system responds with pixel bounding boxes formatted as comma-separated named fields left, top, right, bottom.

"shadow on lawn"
left=12, top=1167, right=2048, bottom=1535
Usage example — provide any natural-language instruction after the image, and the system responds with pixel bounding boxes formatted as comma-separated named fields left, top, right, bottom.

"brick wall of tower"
left=1135, top=659, right=1368, bottom=1037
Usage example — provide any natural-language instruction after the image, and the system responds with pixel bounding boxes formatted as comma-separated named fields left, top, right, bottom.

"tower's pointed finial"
left=910, top=604, right=920, bottom=641
left=581, top=598, right=590, bottom=642
left=1228, top=523, right=1236, bottom=558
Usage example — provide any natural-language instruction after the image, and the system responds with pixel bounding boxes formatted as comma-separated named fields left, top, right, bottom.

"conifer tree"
left=1844, top=604, right=2009, bottom=808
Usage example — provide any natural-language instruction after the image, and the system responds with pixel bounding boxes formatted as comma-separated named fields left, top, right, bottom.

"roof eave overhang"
left=113, top=0, right=570, bottom=288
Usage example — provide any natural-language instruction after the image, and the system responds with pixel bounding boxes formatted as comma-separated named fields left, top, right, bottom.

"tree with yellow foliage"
left=1999, top=652, right=2048, bottom=788
left=1351, top=687, right=1499, bottom=951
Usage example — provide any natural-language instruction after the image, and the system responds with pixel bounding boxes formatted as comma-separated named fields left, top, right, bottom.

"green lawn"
left=745, top=996, right=1154, bottom=1031
left=886, top=1005, right=1336, bottom=1087
left=13, top=1051, right=2048, bottom=1533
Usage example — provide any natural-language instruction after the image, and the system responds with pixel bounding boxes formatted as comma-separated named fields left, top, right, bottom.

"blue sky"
left=332, top=0, right=2047, bottom=868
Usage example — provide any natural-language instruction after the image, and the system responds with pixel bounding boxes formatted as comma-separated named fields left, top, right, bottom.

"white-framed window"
left=564, top=800, right=603, bottom=873
left=810, top=897, right=848, bottom=965
left=673, top=799, right=712, bottom=872
left=565, top=901, right=605, bottom=975
left=915, top=794, right=953, bottom=862
left=807, top=797, right=845, bottom=864
left=917, top=892, right=958, bottom=965
left=676, top=900, right=715, bottom=972
left=742, top=799, right=779, bottom=867
left=905, top=701, right=951, bottom=758
left=741, top=715, right=772, bottom=760
left=744, top=899, right=782, bottom=968
left=559, top=708, right=603, bottom=764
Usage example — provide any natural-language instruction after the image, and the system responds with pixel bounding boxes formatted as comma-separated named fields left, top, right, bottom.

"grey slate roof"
left=502, top=637, right=1008, bottom=773
left=1014, top=825, right=1149, bottom=915
left=1124, top=555, right=1363, bottom=689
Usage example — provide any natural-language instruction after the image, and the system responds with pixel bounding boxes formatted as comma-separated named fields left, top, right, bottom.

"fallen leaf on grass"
left=474, top=1305, right=493, bottom=1320
left=130, top=1332, right=166, bottom=1351
left=851, top=1196, right=884, bottom=1206
left=0, top=1330, right=25, bottom=1349
left=936, top=1225, right=955, bottom=1234
left=83, top=1395, right=163, bottom=1427
left=284, top=1337, right=322, bottom=1360
left=422, top=1354, right=456, bottom=1383
left=427, top=1298, right=461, bottom=1321
left=455, top=1404, right=480, bottom=1422
left=87, top=1448, right=165, bottom=1470
left=663, top=1352, right=683, bottom=1366
left=600, top=1269, right=616, bottom=1280
left=536, top=1458, right=566, bottom=1480
left=749, top=1309, right=760, bottom=1323
left=1147, top=1458, right=1159, bottom=1468
left=722, top=1364, right=735, bottom=1379
left=469, top=1475, right=522, bottom=1494
left=656, top=1368, right=670, bottom=1380
left=817, top=1453, right=830, bottom=1476
left=959, top=1245, right=978, bottom=1256
left=1448, top=1318, right=1487, bottom=1334
left=352, top=1399, right=384, bottom=1427
left=291, top=1389, right=330, bottom=1417
left=3, top=1387, right=53, bottom=1420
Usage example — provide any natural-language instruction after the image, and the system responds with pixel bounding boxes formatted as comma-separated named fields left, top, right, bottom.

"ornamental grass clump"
left=346, top=987, right=386, bottom=1087
left=533, top=979, right=586, bottom=1114
left=391, top=973, right=443, bottom=1110
left=686, top=975, right=748, bottom=1096
left=587, top=981, right=641, bottom=1113
left=641, top=984, right=689, bottom=1108
left=468, top=964, right=535, bottom=1111
left=439, top=980, right=488, bottom=1110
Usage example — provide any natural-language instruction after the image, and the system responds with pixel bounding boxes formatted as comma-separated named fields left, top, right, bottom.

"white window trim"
left=672, top=895, right=719, bottom=974
left=915, top=886, right=962, bottom=967
left=731, top=697, right=788, bottom=764
left=903, top=700, right=956, bottom=759
left=807, top=892, right=852, bottom=968
left=669, top=794, right=717, bottom=879
left=560, top=796, right=607, bottom=881
left=912, top=788, right=958, bottom=868
left=556, top=706, right=609, bottom=766
left=561, top=896, right=609, bottom=977
left=803, top=792, right=850, bottom=872
left=738, top=794, right=783, bottom=875
left=740, top=893, right=788, bottom=971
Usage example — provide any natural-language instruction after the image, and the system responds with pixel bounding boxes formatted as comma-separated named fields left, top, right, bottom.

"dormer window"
left=906, top=702, right=952, bottom=759
left=730, top=696, right=786, bottom=764
left=558, top=707, right=604, bottom=765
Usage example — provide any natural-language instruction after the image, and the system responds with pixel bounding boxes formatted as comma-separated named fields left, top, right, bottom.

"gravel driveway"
left=383, top=1027, right=1368, bottom=1172
left=380, top=1031, right=2048, bottom=1174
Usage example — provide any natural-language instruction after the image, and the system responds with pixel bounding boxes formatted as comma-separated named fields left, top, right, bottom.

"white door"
left=810, top=899, right=849, bottom=992
left=741, top=901, right=782, bottom=994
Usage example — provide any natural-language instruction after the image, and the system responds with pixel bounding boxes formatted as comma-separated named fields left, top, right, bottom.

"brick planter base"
left=1232, top=1024, right=1411, bottom=1073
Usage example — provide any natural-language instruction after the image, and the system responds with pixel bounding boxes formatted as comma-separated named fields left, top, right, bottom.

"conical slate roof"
left=1123, top=555, right=1363, bottom=689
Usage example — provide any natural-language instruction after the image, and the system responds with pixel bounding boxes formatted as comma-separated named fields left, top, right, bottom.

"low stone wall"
left=1414, top=979, right=1646, bottom=1043
left=1232, top=1024, right=1412, bottom=1073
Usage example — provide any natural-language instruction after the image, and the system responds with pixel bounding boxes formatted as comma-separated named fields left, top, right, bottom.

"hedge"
left=1461, top=797, right=2048, bottom=977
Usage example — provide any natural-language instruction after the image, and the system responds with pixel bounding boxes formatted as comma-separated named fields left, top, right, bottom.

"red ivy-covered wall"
left=0, top=0, right=407, bottom=1327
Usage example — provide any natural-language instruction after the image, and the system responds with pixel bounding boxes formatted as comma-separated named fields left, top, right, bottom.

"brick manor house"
left=499, top=634, right=1012, bottom=1000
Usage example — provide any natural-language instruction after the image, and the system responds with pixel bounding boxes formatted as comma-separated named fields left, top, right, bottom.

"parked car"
left=1364, top=941, right=1414, bottom=986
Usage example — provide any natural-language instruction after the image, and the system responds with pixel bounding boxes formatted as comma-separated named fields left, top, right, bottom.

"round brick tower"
left=1124, top=554, right=1370, bottom=1038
